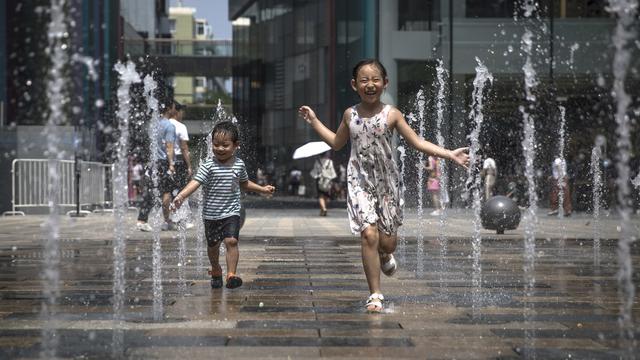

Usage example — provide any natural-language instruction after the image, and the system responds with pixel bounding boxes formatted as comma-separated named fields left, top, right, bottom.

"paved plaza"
left=0, top=202, right=639, bottom=359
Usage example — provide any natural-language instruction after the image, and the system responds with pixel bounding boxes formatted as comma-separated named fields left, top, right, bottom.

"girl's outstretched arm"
left=173, top=180, right=201, bottom=209
left=390, top=108, right=470, bottom=168
left=298, top=106, right=350, bottom=151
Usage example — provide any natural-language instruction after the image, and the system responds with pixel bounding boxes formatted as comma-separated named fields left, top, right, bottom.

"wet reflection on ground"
left=0, top=212, right=638, bottom=358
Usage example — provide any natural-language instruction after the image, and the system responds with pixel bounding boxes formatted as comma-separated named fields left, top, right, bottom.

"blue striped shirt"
left=194, top=157, right=248, bottom=220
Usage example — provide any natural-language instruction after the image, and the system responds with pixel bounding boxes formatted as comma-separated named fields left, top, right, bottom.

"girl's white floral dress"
left=347, top=104, right=404, bottom=235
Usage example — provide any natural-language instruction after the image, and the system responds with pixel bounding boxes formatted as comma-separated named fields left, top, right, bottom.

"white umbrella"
left=292, top=141, right=331, bottom=159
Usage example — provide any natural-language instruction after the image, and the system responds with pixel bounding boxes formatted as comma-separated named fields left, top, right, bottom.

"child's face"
left=351, top=64, right=388, bottom=104
left=212, top=133, right=238, bottom=162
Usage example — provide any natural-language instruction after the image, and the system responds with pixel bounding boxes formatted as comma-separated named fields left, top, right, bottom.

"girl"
left=298, top=59, right=469, bottom=313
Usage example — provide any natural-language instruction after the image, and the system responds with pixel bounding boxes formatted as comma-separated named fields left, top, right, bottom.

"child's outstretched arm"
left=241, top=180, right=276, bottom=195
left=390, top=108, right=470, bottom=168
left=298, top=106, right=350, bottom=150
left=172, top=179, right=201, bottom=209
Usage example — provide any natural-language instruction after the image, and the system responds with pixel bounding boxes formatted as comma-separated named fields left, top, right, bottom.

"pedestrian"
left=310, top=152, right=336, bottom=216
left=172, top=121, right=276, bottom=289
left=169, top=102, right=194, bottom=229
left=298, top=59, right=469, bottom=312
left=337, top=163, right=347, bottom=200
left=481, top=157, right=497, bottom=200
left=289, top=167, right=302, bottom=196
left=548, top=157, right=572, bottom=216
left=136, top=101, right=176, bottom=231
left=131, top=158, right=144, bottom=201
left=256, top=167, right=267, bottom=186
left=425, top=156, right=442, bottom=216
left=169, top=102, right=192, bottom=191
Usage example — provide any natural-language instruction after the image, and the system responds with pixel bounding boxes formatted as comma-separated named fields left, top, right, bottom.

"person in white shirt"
left=548, top=157, right=572, bottom=216
left=481, top=157, right=497, bottom=200
left=169, top=102, right=192, bottom=191
left=131, top=158, right=144, bottom=200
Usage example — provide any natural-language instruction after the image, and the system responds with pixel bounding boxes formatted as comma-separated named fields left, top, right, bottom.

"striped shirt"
left=194, top=157, right=248, bottom=220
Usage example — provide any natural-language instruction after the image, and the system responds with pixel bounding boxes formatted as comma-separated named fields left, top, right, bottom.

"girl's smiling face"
left=351, top=64, right=388, bottom=104
left=212, top=132, right=238, bottom=163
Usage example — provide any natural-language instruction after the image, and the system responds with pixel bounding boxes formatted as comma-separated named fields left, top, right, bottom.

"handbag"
left=317, top=160, right=334, bottom=193
left=318, top=176, right=332, bottom=193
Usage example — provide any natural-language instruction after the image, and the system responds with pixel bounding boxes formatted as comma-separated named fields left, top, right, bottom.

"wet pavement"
left=0, top=205, right=639, bottom=359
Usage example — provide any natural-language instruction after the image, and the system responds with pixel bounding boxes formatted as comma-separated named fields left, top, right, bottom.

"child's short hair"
left=212, top=121, right=239, bottom=143
left=352, top=59, right=388, bottom=80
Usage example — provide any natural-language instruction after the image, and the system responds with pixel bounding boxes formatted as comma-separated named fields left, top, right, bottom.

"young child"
left=172, top=121, right=275, bottom=289
left=298, top=59, right=469, bottom=313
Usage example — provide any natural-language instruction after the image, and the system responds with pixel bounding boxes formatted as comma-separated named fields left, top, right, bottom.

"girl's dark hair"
left=352, top=59, right=388, bottom=79
left=212, top=121, right=239, bottom=143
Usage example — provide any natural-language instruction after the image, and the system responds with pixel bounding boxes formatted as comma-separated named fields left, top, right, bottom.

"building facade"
left=230, top=0, right=376, bottom=189
left=230, top=0, right=638, bottom=208
left=0, top=0, right=122, bottom=212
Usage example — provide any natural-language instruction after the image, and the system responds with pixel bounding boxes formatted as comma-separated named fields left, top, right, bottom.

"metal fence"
left=5, top=159, right=112, bottom=215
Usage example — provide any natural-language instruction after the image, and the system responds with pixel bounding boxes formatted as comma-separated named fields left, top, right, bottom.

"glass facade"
left=438, top=1, right=639, bottom=209
left=231, top=0, right=639, bottom=208
left=231, top=0, right=375, bottom=188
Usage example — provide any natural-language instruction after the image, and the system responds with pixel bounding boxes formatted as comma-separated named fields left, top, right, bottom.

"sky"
left=169, top=0, right=232, bottom=39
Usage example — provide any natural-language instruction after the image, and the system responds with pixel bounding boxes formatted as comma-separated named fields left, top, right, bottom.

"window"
left=196, top=22, right=205, bottom=36
left=398, top=0, right=438, bottom=31
left=465, top=0, right=516, bottom=18
left=169, top=19, right=176, bottom=34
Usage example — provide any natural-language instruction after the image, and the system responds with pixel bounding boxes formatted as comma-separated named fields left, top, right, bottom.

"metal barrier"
left=4, top=159, right=112, bottom=216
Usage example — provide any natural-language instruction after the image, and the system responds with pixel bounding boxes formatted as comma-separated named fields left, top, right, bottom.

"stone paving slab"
left=0, top=207, right=638, bottom=358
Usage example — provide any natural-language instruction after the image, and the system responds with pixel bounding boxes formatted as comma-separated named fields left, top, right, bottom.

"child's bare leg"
left=224, top=237, right=239, bottom=276
left=361, top=225, right=382, bottom=294
left=207, top=242, right=223, bottom=275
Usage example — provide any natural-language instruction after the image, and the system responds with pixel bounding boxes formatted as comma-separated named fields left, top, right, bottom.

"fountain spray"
left=606, top=0, right=638, bottom=355
left=112, top=60, right=141, bottom=355
left=465, top=57, right=493, bottom=316
left=520, top=2, right=541, bottom=357
left=397, top=144, right=407, bottom=264
left=434, top=59, right=450, bottom=284
left=591, top=140, right=604, bottom=266
left=143, top=75, right=165, bottom=321
left=415, top=90, right=426, bottom=278
left=41, top=0, right=68, bottom=357
left=556, top=106, right=567, bottom=218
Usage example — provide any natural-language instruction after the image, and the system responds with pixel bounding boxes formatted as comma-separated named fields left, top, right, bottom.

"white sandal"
left=381, top=254, right=397, bottom=277
left=365, top=293, right=384, bottom=313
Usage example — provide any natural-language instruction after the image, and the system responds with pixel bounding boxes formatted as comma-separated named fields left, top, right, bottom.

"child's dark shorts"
left=204, top=216, right=241, bottom=247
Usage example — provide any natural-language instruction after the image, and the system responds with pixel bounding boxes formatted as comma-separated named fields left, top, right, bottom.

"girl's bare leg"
left=224, top=237, right=239, bottom=276
left=361, top=225, right=382, bottom=294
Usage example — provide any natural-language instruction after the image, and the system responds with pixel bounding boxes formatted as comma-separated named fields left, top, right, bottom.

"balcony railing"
left=124, top=39, right=232, bottom=57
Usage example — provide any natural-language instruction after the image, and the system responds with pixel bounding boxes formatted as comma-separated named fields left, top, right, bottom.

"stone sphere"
left=480, top=195, right=521, bottom=234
